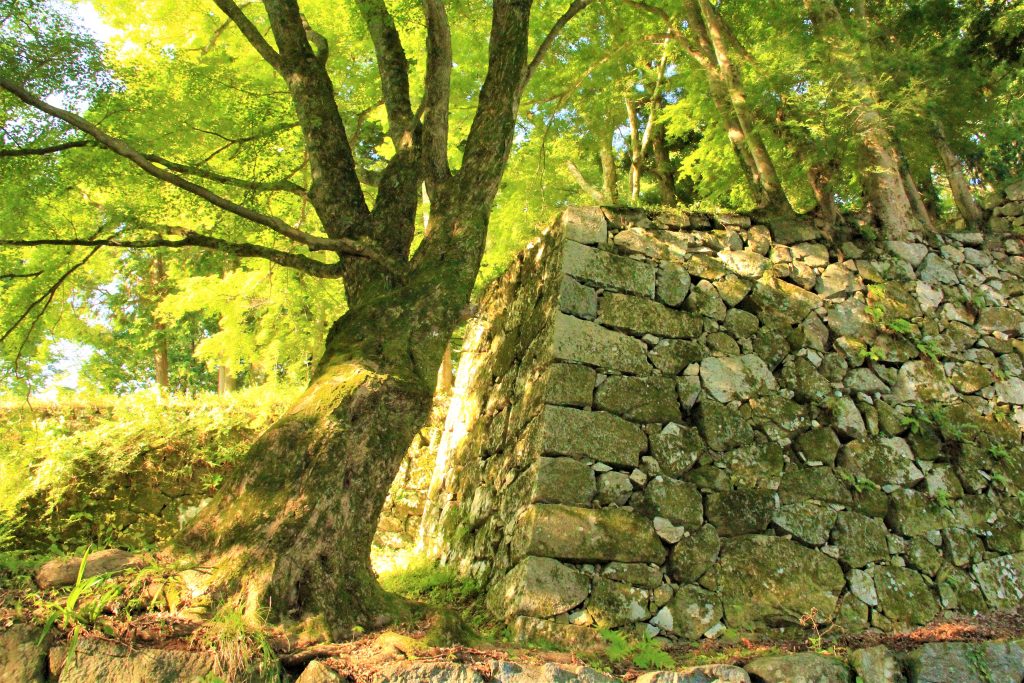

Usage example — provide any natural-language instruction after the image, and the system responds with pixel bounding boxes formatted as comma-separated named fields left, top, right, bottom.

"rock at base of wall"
left=744, top=652, right=851, bottom=683
left=51, top=638, right=277, bottom=682
left=0, top=625, right=48, bottom=683
left=902, top=641, right=1024, bottom=683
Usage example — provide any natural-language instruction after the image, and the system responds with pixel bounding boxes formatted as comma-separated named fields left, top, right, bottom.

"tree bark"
left=652, top=122, right=678, bottom=205
left=804, top=0, right=921, bottom=239
left=935, top=124, right=984, bottom=228
left=180, top=288, right=440, bottom=637
left=173, top=0, right=536, bottom=640
left=696, top=0, right=792, bottom=214
left=217, top=366, right=237, bottom=394
left=599, top=134, right=619, bottom=204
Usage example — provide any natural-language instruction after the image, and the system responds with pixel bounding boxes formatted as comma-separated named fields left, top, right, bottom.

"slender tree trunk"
left=935, top=124, right=984, bottom=228
left=626, top=98, right=643, bottom=203
left=151, top=254, right=169, bottom=389
left=599, top=134, right=619, bottom=204
left=652, top=122, right=678, bottom=205
left=566, top=159, right=606, bottom=203
left=696, top=0, right=791, bottom=214
left=217, top=366, right=237, bottom=394
left=803, top=0, right=920, bottom=238
left=916, top=168, right=943, bottom=224
left=899, top=160, right=934, bottom=231
left=807, top=162, right=839, bottom=227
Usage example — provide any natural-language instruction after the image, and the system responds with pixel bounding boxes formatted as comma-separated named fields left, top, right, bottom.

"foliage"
left=600, top=628, right=676, bottom=670
left=0, top=385, right=296, bottom=551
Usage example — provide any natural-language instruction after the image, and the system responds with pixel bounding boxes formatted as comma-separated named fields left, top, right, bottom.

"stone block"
left=600, top=293, right=702, bottom=339
left=559, top=276, right=598, bottom=319
left=704, top=535, right=844, bottom=630
left=539, top=405, right=646, bottom=467
left=636, top=477, right=703, bottom=527
left=544, top=363, right=596, bottom=407
left=532, top=457, right=596, bottom=506
left=562, top=241, right=655, bottom=296
left=972, top=552, right=1024, bottom=608
left=838, top=437, right=922, bottom=487
left=699, top=355, right=777, bottom=403
left=552, top=312, right=651, bottom=374
left=705, top=490, right=774, bottom=536
left=870, top=566, right=939, bottom=625
left=486, top=556, right=590, bottom=619
left=594, top=375, right=682, bottom=423
left=561, top=206, right=608, bottom=245
left=515, top=504, right=666, bottom=564
left=697, top=400, right=755, bottom=452
left=744, top=653, right=850, bottom=683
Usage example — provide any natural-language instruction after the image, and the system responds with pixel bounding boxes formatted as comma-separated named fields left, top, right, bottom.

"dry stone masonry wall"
left=422, top=200, right=1024, bottom=644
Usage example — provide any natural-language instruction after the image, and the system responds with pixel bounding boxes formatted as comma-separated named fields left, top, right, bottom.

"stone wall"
left=985, top=177, right=1024, bottom=233
left=423, top=203, right=1024, bottom=642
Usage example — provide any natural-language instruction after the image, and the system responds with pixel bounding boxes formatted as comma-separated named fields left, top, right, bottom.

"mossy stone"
left=532, top=457, right=596, bottom=506
left=516, top=504, right=666, bottom=564
left=665, top=585, right=723, bottom=640
left=795, top=427, right=841, bottom=465
left=668, top=524, right=721, bottom=584
left=832, top=512, right=889, bottom=568
left=778, top=466, right=852, bottom=506
left=704, top=535, right=845, bottom=630
left=594, top=375, right=682, bottom=423
left=540, top=405, right=646, bottom=467
left=705, top=489, right=774, bottom=536
left=870, top=566, right=939, bottom=625
left=600, top=292, right=702, bottom=339
left=697, top=400, right=755, bottom=452
left=773, top=501, right=837, bottom=546
left=544, top=363, right=596, bottom=408
left=637, top=477, right=703, bottom=527
left=587, top=577, right=650, bottom=628
left=486, top=556, right=591, bottom=619
left=838, top=437, right=923, bottom=487
left=650, top=423, right=705, bottom=478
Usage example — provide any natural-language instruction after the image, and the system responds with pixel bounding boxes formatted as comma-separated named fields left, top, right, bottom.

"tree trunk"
left=179, top=282, right=446, bottom=638
left=695, top=0, right=793, bottom=214
left=626, top=98, right=642, bottom=203
left=807, top=162, right=839, bottom=227
left=935, top=124, right=984, bottom=228
left=859, top=119, right=920, bottom=239
left=899, top=160, right=934, bottom=231
left=150, top=254, right=169, bottom=389
left=599, top=134, right=619, bottom=204
left=652, top=122, right=678, bottom=205
left=217, top=366, right=237, bottom=394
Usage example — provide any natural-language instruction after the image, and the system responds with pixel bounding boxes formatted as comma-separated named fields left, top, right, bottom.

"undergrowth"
left=0, top=386, right=297, bottom=552
left=378, top=557, right=494, bottom=639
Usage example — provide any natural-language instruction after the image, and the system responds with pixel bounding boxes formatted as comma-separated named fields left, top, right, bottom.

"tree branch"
left=1, top=245, right=101, bottom=347
left=0, top=270, right=44, bottom=280
left=0, top=140, right=91, bottom=157
left=0, top=77, right=382, bottom=261
left=356, top=0, right=416, bottom=137
left=262, top=0, right=371, bottom=240
left=212, top=0, right=283, bottom=73
left=522, top=0, right=598, bottom=94
left=143, top=153, right=307, bottom=195
left=566, top=160, right=605, bottom=202
left=0, top=232, right=347, bottom=278
left=421, top=0, right=453, bottom=194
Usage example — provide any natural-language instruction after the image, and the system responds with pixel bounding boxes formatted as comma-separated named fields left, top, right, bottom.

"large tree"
left=1, top=0, right=593, bottom=637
